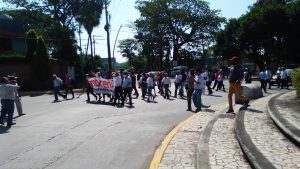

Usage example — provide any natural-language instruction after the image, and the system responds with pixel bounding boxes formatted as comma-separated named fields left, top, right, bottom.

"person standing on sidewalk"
left=226, top=56, right=249, bottom=113
left=0, top=77, right=19, bottom=127
left=186, top=69, right=195, bottom=111
left=193, top=68, right=205, bottom=113
left=53, top=74, right=66, bottom=102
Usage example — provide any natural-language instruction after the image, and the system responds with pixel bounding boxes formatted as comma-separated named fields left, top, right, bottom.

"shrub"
left=291, top=67, right=300, bottom=97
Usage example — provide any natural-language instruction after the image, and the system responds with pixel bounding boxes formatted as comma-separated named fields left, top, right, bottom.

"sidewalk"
left=152, top=90, right=300, bottom=169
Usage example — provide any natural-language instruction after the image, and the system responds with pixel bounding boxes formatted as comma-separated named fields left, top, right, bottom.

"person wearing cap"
left=0, top=77, right=20, bottom=127
left=53, top=74, right=66, bottom=102
left=226, top=56, right=249, bottom=113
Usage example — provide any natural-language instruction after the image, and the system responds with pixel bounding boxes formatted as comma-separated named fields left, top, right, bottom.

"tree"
left=32, top=36, right=51, bottom=82
left=118, top=38, right=140, bottom=67
left=25, top=29, right=38, bottom=60
left=135, top=0, right=225, bottom=66
left=75, top=0, right=104, bottom=64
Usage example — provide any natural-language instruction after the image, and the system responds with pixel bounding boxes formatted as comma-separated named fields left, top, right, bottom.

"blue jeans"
left=0, top=99, right=15, bottom=125
left=54, top=86, right=65, bottom=100
left=192, top=89, right=202, bottom=110
left=147, top=86, right=153, bottom=97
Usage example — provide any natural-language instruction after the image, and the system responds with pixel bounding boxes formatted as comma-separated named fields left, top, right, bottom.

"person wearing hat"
left=0, top=77, right=20, bottom=127
left=226, top=56, right=249, bottom=113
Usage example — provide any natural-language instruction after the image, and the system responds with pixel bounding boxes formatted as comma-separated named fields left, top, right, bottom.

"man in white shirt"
left=147, top=73, right=154, bottom=102
left=113, top=72, right=123, bottom=106
left=258, top=69, right=267, bottom=92
left=161, top=73, right=171, bottom=99
left=0, top=77, right=19, bottom=127
left=265, top=67, right=272, bottom=89
left=193, top=68, right=205, bottom=113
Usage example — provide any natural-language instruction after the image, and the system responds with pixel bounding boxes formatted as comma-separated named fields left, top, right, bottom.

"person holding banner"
left=85, top=74, right=97, bottom=102
left=122, top=72, right=133, bottom=106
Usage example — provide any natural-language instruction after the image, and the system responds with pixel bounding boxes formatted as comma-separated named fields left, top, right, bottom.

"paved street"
left=0, top=82, right=228, bottom=169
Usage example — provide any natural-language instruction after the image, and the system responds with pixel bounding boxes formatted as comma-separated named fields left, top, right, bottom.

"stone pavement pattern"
left=158, top=103, right=228, bottom=169
left=274, top=91, right=300, bottom=128
left=209, top=116, right=250, bottom=169
left=244, top=95, right=300, bottom=169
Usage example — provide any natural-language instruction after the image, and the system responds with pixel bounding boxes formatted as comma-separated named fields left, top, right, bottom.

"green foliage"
left=25, top=29, right=38, bottom=60
left=0, top=53, right=26, bottom=62
left=32, top=36, right=51, bottom=82
left=135, top=0, right=225, bottom=70
left=291, top=67, right=300, bottom=97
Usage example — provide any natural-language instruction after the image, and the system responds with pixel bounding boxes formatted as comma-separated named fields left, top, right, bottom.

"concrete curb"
left=196, top=107, right=228, bottom=169
left=268, top=92, right=300, bottom=147
left=235, top=105, right=276, bottom=169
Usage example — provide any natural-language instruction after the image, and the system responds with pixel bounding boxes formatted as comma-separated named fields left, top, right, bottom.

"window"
left=0, top=38, right=12, bottom=52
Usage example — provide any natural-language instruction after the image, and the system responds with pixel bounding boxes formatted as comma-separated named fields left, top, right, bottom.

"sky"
left=0, top=0, right=257, bottom=63
left=86, top=0, right=257, bottom=63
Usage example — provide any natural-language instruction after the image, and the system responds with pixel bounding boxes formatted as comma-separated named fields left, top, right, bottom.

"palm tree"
left=76, top=0, right=104, bottom=70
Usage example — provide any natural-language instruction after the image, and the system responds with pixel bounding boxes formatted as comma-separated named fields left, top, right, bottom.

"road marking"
left=148, top=112, right=203, bottom=169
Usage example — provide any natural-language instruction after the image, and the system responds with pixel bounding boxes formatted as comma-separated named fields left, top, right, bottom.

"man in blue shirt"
left=122, top=72, right=133, bottom=107
left=193, top=68, right=205, bottom=113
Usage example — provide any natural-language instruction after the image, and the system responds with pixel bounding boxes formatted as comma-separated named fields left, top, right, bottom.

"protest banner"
left=88, top=77, right=114, bottom=95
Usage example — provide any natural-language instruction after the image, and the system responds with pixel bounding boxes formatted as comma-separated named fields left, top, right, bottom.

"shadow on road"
left=0, top=126, right=10, bottom=134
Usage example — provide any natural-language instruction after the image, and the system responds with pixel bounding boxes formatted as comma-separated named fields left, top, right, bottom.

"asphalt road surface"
left=0, top=83, right=228, bottom=169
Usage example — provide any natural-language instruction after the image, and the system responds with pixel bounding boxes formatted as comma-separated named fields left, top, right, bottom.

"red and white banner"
left=88, top=77, right=114, bottom=95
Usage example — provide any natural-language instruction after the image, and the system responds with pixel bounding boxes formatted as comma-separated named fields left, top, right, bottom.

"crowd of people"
left=0, top=75, right=24, bottom=127
left=1, top=55, right=294, bottom=127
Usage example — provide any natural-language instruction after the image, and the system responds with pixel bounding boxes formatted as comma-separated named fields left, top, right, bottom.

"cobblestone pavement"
left=275, top=91, right=300, bottom=128
left=158, top=103, right=227, bottom=169
left=209, top=116, right=251, bottom=169
left=244, top=95, right=300, bottom=169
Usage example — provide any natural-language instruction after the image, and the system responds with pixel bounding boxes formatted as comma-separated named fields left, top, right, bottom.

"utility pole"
left=112, top=24, right=122, bottom=70
left=104, top=0, right=112, bottom=72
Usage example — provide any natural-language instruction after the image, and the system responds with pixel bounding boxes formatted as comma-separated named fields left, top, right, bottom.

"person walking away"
left=244, top=68, right=252, bottom=83
left=216, top=70, right=225, bottom=91
left=180, top=71, right=187, bottom=97
left=258, top=69, right=267, bottom=92
left=9, top=76, right=24, bottom=116
left=280, top=67, right=288, bottom=89
left=276, top=68, right=281, bottom=88
left=113, top=72, right=123, bottom=106
left=212, top=70, right=219, bottom=90
left=156, top=72, right=164, bottom=95
left=85, top=74, right=97, bottom=102
left=265, top=67, right=272, bottom=89
left=0, top=77, right=19, bottom=127
left=206, top=71, right=213, bottom=95
left=186, top=69, right=195, bottom=111
left=122, top=72, right=133, bottom=106
left=65, top=74, right=75, bottom=99
left=53, top=74, right=66, bottom=102
left=226, top=56, right=249, bottom=113
left=130, top=71, right=139, bottom=97
left=174, top=71, right=182, bottom=97
left=193, top=68, right=205, bottom=113
left=139, top=73, right=147, bottom=100
left=161, top=73, right=171, bottom=99
left=146, top=73, right=154, bottom=102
